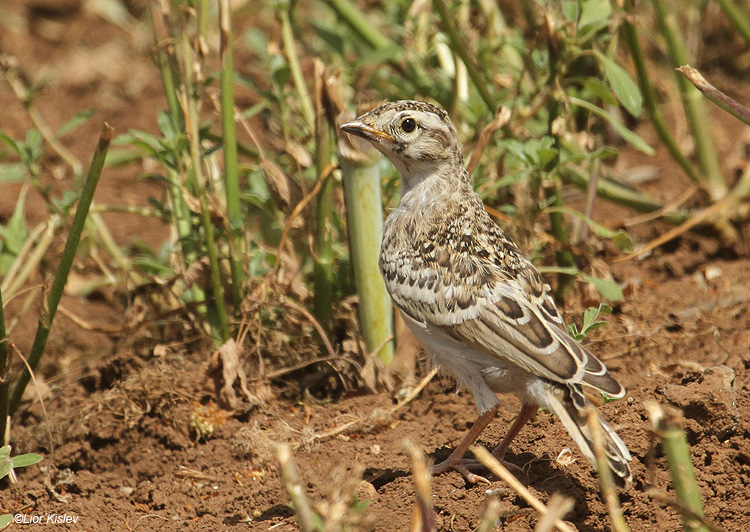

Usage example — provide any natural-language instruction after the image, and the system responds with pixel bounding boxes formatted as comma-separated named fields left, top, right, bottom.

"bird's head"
left=341, top=100, right=464, bottom=192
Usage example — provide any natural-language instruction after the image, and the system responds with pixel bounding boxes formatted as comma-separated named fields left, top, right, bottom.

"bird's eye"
left=400, top=118, right=417, bottom=133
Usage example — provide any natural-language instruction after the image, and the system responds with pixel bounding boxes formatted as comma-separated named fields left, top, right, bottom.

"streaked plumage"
left=341, top=100, right=632, bottom=483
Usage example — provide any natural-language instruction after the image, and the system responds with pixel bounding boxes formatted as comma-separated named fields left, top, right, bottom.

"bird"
left=340, top=100, right=632, bottom=484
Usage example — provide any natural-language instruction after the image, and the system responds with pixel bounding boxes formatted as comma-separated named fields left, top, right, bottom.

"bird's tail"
left=542, top=381, right=632, bottom=482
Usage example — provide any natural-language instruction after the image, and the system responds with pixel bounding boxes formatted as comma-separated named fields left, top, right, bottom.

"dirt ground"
left=1, top=2, right=750, bottom=531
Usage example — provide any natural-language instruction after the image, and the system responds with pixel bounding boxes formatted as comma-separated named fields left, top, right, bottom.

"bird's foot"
left=431, top=454, right=523, bottom=485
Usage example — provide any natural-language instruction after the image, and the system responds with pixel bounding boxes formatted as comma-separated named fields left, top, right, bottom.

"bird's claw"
left=431, top=455, right=523, bottom=485
left=431, top=457, right=491, bottom=484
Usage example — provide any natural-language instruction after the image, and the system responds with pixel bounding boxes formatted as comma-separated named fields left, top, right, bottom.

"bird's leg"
left=454, top=402, right=539, bottom=481
left=431, top=407, right=497, bottom=484
left=489, top=402, right=538, bottom=461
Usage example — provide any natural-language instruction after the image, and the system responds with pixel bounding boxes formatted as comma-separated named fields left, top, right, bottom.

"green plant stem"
left=545, top=94, right=575, bottom=298
left=9, top=124, right=112, bottom=415
left=549, top=182, right=576, bottom=299
left=715, top=0, right=750, bottom=48
left=90, top=212, right=132, bottom=279
left=198, top=0, right=208, bottom=39
left=560, top=167, right=690, bottom=224
left=321, top=0, right=391, bottom=50
left=90, top=204, right=164, bottom=219
left=647, top=403, right=711, bottom=532
left=219, top=0, right=243, bottom=309
left=320, top=0, right=448, bottom=104
left=432, top=0, right=495, bottom=113
left=312, top=67, right=335, bottom=332
left=0, top=285, right=9, bottom=446
left=150, top=1, right=184, bottom=130
left=618, top=1, right=699, bottom=184
left=1, top=216, right=57, bottom=300
left=651, top=0, right=727, bottom=201
left=206, top=132, right=260, bottom=159
left=182, top=32, right=230, bottom=342
left=338, top=132, right=395, bottom=366
left=278, top=5, right=315, bottom=132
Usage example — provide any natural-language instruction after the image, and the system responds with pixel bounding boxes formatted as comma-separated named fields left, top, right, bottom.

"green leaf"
left=269, top=55, right=291, bottom=88
left=358, top=45, right=403, bottom=65
left=582, top=303, right=612, bottom=332
left=104, top=148, right=143, bottom=168
left=55, top=109, right=95, bottom=138
left=0, top=461, right=10, bottom=480
left=594, top=51, right=643, bottom=118
left=537, top=266, right=624, bottom=301
left=579, top=0, right=612, bottom=31
left=545, top=206, right=634, bottom=252
left=582, top=78, right=618, bottom=106
left=310, top=20, right=344, bottom=55
left=0, top=132, right=21, bottom=156
left=10, top=453, right=43, bottom=468
left=0, top=446, right=11, bottom=461
left=581, top=273, right=623, bottom=301
left=24, top=130, right=43, bottom=163
left=0, top=187, right=28, bottom=255
left=611, top=232, right=634, bottom=253
left=0, top=513, right=13, bottom=529
left=157, top=111, right=179, bottom=140
left=536, top=148, right=559, bottom=168
left=569, top=96, right=653, bottom=154
left=244, top=28, right=270, bottom=59
left=132, top=255, right=175, bottom=277
left=561, top=0, right=579, bottom=22
left=0, top=163, right=27, bottom=183
left=568, top=323, right=583, bottom=340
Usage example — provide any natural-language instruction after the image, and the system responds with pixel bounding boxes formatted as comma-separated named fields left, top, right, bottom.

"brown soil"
left=1, top=2, right=750, bottom=531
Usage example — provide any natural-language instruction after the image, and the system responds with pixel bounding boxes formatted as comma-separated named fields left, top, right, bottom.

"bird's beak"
left=340, top=121, right=394, bottom=142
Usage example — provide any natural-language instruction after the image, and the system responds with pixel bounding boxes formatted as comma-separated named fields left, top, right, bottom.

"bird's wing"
left=381, top=229, right=624, bottom=398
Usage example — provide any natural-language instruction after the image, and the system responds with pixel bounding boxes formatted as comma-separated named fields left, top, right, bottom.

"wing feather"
left=381, top=234, right=623, bottom=398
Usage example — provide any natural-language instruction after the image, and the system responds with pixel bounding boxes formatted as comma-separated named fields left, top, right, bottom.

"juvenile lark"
left=341, top=100, right=632, bottom=483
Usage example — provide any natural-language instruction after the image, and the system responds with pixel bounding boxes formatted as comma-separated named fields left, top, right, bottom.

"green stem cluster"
left=650, top=0, right=727, bottom=202
left=312, top=69, right=335, bottom=332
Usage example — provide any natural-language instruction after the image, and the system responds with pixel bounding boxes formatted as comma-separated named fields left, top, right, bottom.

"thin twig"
left=645, top=489, right=726, bottom=532
left=257, top=355, right=363, bottom=381
left=535, top=494, right=576, bottom=532
left=312, top=367, right=438, bottom=441
left=471, top=446, right=576, bottom=532
left=586, top=407, right=629, bottom=532
left=677, top=65, right=750, bottom=127
left=276, top=444, right=317, bottom=532
left=623, top=185, right=698, bottom=227
left=614, top=191, right=739, bottom=263
left=281, top=299, right=337, bottom=360
left=273, top=164, right=336, bottom=278
left=404, top=441, right=436, bottom=532
left=0, top=57, right=82, bottom=176
left=466, top=107, right=511, bottom=176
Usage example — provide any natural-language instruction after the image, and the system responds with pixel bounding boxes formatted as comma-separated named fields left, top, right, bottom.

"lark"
left=341, top=100, right=632, bottom=484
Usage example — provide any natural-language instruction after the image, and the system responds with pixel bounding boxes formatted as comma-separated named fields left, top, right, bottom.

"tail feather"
left=543, top=382, right=632, bottom=482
